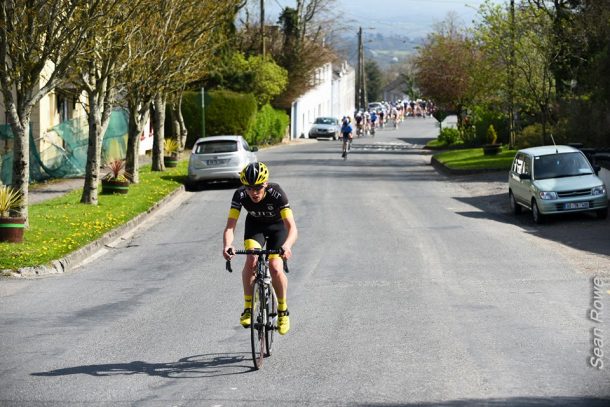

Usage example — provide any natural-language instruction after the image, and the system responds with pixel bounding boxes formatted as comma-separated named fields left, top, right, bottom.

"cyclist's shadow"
left=31, top=353, right=253, bottom=378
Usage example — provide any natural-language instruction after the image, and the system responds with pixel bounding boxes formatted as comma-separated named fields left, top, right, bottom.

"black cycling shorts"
left=244, top=216, right=287, bottom=252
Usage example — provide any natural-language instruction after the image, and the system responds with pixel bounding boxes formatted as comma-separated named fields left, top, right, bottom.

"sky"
left=264, top=0, right=503, bottom=37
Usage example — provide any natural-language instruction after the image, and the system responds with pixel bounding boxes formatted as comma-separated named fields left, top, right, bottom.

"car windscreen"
left=534, top=152, right=593, bottom=180
left=195, top=140, right=238, bottom=154
left=314, top=118, right=335, bottom=125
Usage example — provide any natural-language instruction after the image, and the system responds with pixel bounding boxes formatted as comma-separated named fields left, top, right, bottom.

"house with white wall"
left=332, top=61, right=356, bottom=120
left=290, top=61, right=355, bottom=140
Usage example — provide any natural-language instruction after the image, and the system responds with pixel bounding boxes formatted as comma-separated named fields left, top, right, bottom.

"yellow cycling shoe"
left=240, top=309, right=251, bottom=328
left=278, top=310, right=290, bottom=335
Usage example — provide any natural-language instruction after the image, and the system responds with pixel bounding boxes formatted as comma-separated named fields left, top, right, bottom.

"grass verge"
left=0, top=161, right=188, bottom=271
left=434, top=147, right=516, bottom=171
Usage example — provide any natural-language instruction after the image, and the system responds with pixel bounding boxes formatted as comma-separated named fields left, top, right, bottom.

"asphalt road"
left=1, top=118, right=609, bottom=406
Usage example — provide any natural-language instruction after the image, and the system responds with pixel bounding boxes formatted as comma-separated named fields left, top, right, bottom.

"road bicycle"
left=226, top=248, right=289, bottom=370
left=341, top=137, right=352, bottom=159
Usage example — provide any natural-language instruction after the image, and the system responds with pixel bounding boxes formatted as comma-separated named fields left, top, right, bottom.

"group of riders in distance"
left=338, top=99, right=435, bottom=158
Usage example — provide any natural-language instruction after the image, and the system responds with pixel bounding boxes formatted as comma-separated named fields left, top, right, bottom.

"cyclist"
left=222, top=162, right=298, bottom=335
left=355, top=112, right=363, bottom=136
left=370, top=111, right=377, bottom=135
left=340, top=118, right=353, bottom=157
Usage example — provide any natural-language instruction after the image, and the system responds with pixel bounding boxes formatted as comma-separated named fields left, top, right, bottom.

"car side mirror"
left=594, top=165, right=601, bottom=175
left=251, top=146, right=259, bottom=152
left=519, top=173, right=531, bottom=180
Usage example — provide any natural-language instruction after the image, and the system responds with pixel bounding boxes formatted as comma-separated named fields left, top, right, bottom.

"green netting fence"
left=0, top=109, right=129, bottom=185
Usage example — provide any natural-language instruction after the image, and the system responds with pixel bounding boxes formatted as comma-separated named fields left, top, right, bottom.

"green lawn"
left=434, top=147, right=516, bottom=171
left=0, top=161, right=188, bottom=271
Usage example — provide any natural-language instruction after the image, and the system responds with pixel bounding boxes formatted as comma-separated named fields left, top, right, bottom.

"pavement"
left=30, top=177, right=87, bottom=204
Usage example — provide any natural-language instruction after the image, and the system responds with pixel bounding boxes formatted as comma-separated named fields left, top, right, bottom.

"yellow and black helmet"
left=240, top=162, right=269, bottom=186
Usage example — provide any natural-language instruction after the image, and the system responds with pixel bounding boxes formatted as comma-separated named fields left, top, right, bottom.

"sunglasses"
left=246, top=184, right=265, bottom=192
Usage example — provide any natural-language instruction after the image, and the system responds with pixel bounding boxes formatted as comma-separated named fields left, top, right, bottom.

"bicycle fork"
left=262, top=266, right=278, bottom=331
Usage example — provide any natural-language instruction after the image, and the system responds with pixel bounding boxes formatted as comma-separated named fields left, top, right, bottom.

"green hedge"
left=183, top=90, right=288, bottom=147
left=182, top=89, right=257, bottom=147
left=246, top=104, right=289, bottom=145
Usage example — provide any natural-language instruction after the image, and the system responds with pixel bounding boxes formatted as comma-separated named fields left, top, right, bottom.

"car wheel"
left=532, top=199, right=545, bottom=224
left=509, top=191, right=521, bottom=215
left=185, top=180, right=196, bottom=191
left=596, top=207, right=608, bottom=219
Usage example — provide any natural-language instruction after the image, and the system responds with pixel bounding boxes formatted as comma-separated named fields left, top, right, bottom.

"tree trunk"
left=81, top=92, right=104, bottom=204
left=151, top=94, right=166, bottom=172
left=541, top=105, right=548, bottom=145
left=176, top=91, right=188, bottom=151
left=9, top=114, right=30, bottom=222
left=126, top=99, right=149, bottom=184
left=170, top=102, right=180, bottom=145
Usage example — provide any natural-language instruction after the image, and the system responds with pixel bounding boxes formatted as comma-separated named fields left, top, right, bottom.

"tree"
left=118, top=0, right=239, bottom=181
left=526, top=0, right=585, bottom=96
left=76, top=0, right=144, bottom=205
left=269, top=1, right=337, bottom=109
left=0, top=0, right=104, bottom=221
left=413, top=14, right=481, bottom=122
left=218, top=53, right=288, bottom=106
left=476, top=1, right=557, bottom=143
left=365, top=60, right=382, bottom=103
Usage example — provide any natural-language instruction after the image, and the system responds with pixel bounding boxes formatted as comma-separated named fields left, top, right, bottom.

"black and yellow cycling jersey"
left=228, top=183, right=293, bottom=224
left=228, top=183, right=293, bottom=255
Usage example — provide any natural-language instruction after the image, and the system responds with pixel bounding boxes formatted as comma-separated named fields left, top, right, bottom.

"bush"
left=182, top=89, right=257, bottom=147
left=246, top=104, right=289, bottom=145
left=471, top=105, right=508, bottom=146
left=460, top=125, right=477, bottom=146
left=486, top=124, right=498, bottom=144
left=516, top=123, right=544, bottom=149
left=438, top=127, right=461, bottom=145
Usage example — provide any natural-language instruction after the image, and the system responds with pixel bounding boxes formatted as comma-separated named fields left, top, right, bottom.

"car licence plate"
left=207, top=159, right=228, bottom=165
left=564, top=202, right=589, bottom=210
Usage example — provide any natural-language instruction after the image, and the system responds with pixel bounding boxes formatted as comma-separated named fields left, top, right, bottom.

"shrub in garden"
left=471, top=105, right=507, bottom=146
left=517, top=123, right=544, bottom=149
left=438, top=127, right=461, bottom=145
left=486, top=124, right=498, bottom=145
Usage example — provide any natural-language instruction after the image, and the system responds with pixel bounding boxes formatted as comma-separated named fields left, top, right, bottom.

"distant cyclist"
left=340, top=118, right=353, bottom=157
left=223, top=162, right=298, bottom=335
left=355, top=112, right=364, bottom=136
left=370, top=111, right=377, bottom=135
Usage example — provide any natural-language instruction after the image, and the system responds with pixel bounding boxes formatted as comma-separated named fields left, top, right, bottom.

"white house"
left=290, top=61, right=355, bottom=140
left=332, top=61, right=356, bottom=121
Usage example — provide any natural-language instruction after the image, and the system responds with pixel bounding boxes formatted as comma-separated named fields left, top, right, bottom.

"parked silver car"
left=187, top=135, right=257, bottom=187
left=308, top=117, right=340, bottom=140
left=508, top=145, right=608, bottom=223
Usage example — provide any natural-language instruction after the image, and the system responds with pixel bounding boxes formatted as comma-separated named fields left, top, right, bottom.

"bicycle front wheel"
left=251, top=281, right=266, bottom=370
left=265, top=286, right=278, bottom=357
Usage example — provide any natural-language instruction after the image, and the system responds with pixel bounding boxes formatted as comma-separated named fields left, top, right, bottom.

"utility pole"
left=508, top=0, right=515, bottom=149
left=260, top=0, right=266, bottom=57
left=356, top=27, right=367, bottom=112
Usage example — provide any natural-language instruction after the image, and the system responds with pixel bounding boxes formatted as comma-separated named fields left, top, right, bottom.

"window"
left=195, top=140, right=237, bottom=154
left=242, top=139, right=251, bottom=151
left=57, top=93, right=69, bottom=123
left=534, top=152, right=592, bottom=180
left=512, top=154, right=524, bottom=174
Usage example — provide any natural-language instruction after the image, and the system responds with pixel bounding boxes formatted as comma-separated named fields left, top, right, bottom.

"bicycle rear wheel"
left=250, top=281, right=266, bottom=370
left=265, top=286, right=278, bottom=357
